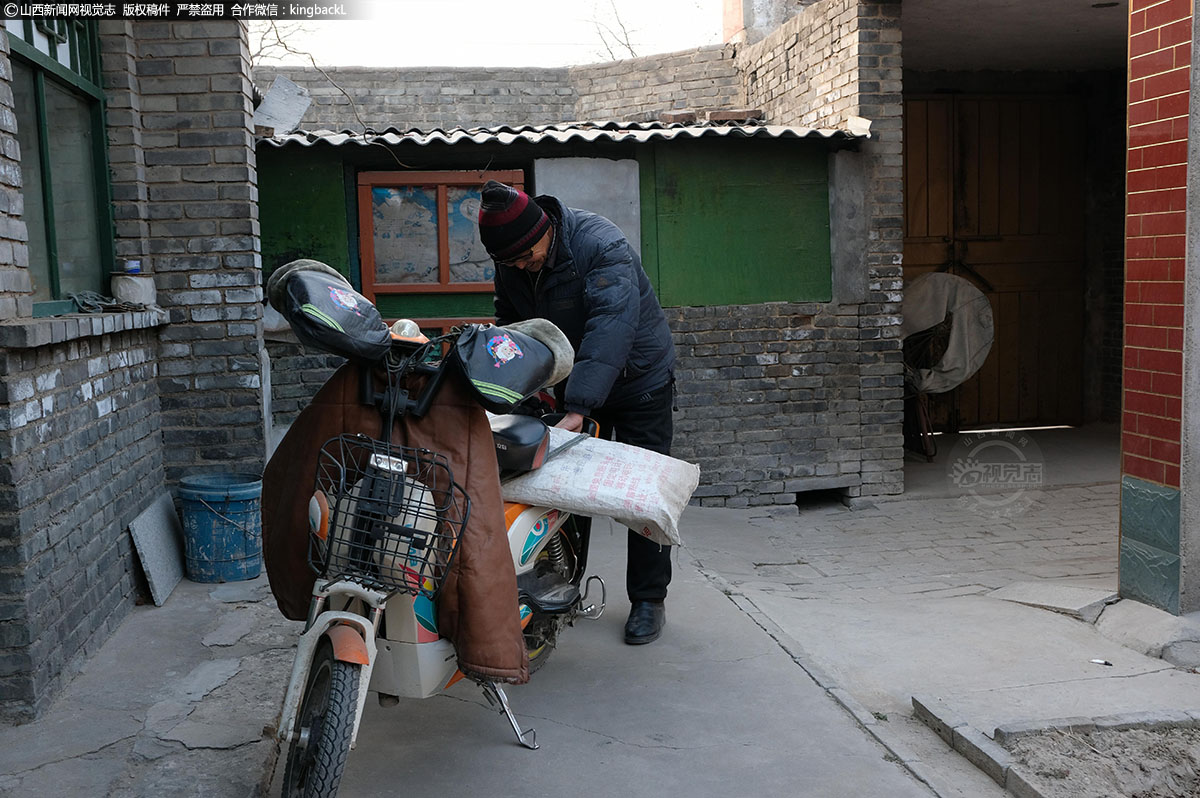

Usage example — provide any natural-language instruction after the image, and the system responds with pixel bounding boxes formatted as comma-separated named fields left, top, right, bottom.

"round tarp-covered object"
left=900, top=272, right=994, bottom=395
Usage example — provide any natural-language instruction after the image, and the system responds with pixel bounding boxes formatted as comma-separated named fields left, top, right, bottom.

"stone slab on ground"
left=0, top=707, right=141, bottom=775
left=988, top=581, right=1118, bottom=624
left=742, top=590, right=1192, bottom=735
left=128, top=492, right=185, bottom=606
left=0, top=753, right=131, bottom=797
left=1095, top=600, right=1200, bottom=666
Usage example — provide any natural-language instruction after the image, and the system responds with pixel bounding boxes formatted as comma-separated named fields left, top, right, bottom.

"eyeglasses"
left=495, top=250, right=535, bottom=268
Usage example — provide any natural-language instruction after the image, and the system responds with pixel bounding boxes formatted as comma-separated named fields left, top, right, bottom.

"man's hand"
left=554, top=412, right=584, bottom=432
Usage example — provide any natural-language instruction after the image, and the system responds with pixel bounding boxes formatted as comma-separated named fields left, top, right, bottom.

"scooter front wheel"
left=282, top=639, right=361, bottom=798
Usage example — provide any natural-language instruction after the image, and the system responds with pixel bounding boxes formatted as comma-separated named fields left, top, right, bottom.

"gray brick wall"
left=252, top=66, right=577, bottom=131
left=125, top=21, right=266, bottom=481
left=265, top=334, right=343, bottom=429
left=0, top=20, right=268, bottom=721
left=568, top=46, right=743, bottom=121
left=669, top=301, right=900, bottom=506
left=0, top=26, right=176, bottom=723
left=0, top=328, right=163, bottom=722
left=854, top=0, right=905, bottom=497
left=0, top=40, right=31, bottom=322
left=252, top=45, right=743, bottom=131
left=738, top=0, right=863, bottom=129
left=101, top=21, right=150, bottom=268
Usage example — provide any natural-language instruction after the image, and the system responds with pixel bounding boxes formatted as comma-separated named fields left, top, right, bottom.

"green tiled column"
left=1119, top=476, right=1181, bottom=614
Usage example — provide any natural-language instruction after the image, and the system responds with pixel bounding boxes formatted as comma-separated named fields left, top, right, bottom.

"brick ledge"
left=0, top=308, right=170, bottom=348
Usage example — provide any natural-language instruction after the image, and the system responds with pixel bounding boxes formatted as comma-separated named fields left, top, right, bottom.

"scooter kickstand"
left=481, top=681, right=538, bottom=750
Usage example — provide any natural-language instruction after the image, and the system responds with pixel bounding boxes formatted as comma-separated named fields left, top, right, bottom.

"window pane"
left=447, top=187, right=493, bottom=283
left=45, top=80, right=102, bottom=296
left=11, top=61, right=52, bottom=302
left=371, top=186, right=438, bottom=284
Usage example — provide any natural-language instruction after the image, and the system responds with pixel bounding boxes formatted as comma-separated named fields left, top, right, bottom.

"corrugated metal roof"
left=261, top=119, right=871, bottom=148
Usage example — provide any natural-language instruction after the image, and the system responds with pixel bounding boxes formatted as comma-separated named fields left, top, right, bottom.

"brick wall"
left=0, top=30, right=177, bottom=722
left=129, top=22, right=266, bottom=481
left=265, top=334, right=343, bottom=429
left=737, top=0, right=863, bottom=128
left=568, top=46, right=743, bottom=121
left=252, top=66, right=577, bottom=131
left=671, top=303, right=888, bottom=506
left=101, top=21, right=150, bottom=271
left=253, top=45, right=742, bottom=131
left=854, top=0, right=904, bottom=497
left=0, top=320, right=164, bottom=722
left=1123, top=0, right=1191, bottom=488
left=0, top=22, right=267, bottom=721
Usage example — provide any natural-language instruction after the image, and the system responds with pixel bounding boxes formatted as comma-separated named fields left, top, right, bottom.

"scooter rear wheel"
left=282, top=639, right=360, bottom=798
left=524, top=614, right=561, bottom=674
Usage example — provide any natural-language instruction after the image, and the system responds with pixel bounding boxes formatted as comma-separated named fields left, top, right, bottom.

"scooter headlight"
left=308, top=491, right=330, bottom=540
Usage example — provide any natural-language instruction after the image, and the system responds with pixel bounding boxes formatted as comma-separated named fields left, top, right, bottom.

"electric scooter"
left=273, top=318, right=605, bottom=798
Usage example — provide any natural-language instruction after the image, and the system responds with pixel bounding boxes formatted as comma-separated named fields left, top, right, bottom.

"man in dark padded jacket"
left=478, top=179, right=676, bottom=645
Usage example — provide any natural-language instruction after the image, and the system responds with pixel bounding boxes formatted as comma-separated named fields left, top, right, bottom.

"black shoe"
left=624, top=600, right=665, bottom=645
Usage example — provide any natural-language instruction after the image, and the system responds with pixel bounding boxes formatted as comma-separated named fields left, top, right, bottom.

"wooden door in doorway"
left=903, top=96, right=1085, bottom=430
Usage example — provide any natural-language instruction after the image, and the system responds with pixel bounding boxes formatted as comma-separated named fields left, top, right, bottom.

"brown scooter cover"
left=262, top=362, right=529, bottom=685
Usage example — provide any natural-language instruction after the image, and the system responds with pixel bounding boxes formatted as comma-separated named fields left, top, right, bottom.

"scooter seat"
left=489, top=414, right=550, bottom=474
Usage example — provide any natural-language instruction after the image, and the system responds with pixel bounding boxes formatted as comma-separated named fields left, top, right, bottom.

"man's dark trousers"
left=589, top=380, right=673, bottom=601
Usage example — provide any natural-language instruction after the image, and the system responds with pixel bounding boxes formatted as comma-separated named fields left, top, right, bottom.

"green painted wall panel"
left=637, top=148, right=660, bottom=291
left=646, top=139, right=832, bottom=307
left=258, top=139, right=834, bottom=317
left=258, top=148, right=351, bottom=280
left=375, top=293, right=494, bottom=321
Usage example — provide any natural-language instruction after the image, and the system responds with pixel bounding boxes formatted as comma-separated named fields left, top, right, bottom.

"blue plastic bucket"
left=178, top=473, right=263, bottom=583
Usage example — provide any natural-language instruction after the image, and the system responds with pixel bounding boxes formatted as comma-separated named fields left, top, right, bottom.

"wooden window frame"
left=356, top=169, right=524, bottom=306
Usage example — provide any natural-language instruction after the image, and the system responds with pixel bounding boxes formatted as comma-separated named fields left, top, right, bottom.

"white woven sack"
left=500, top=426, right=700, bottom=546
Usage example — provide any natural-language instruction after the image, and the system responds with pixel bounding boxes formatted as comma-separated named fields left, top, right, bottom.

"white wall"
left=533, top=158, right=642, bottom=256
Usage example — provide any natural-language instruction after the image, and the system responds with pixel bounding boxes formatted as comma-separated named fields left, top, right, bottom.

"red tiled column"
left=1124, top=0, right=1192, bottom=488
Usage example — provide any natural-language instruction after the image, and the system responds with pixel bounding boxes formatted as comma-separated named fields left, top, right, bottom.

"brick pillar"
left=0, top=36, right=32, bottom=321
left=853, top=0, right=904, bottom=498
left=1121, top=0, right=1192, bottom=613
left=134, top=21, right=265, bottom=481
left=99, top=21, right=149, bottom=270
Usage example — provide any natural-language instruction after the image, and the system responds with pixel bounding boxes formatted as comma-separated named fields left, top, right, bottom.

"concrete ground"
left=5, top=422, right=1200, bottom=798
left=0, top=576, right=300, bottom=797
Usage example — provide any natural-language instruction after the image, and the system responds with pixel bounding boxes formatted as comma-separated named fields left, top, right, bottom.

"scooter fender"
left=276, top=611, right=379, bottom=749
left=325, top=624, right=370, bottom=665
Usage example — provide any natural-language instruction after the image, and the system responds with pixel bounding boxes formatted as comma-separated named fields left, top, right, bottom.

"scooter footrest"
left=517, top=570, right=580, bottom=614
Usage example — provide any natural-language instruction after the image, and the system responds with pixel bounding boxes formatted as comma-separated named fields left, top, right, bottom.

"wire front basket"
left=310, top=434, right=470, bottom=599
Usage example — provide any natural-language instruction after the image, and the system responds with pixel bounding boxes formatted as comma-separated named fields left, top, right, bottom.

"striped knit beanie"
left=477, top=180, right=551, bottom=260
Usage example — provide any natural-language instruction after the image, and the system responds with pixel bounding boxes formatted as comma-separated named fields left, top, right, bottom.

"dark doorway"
left=904, top=95, right=1087, bottom=430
